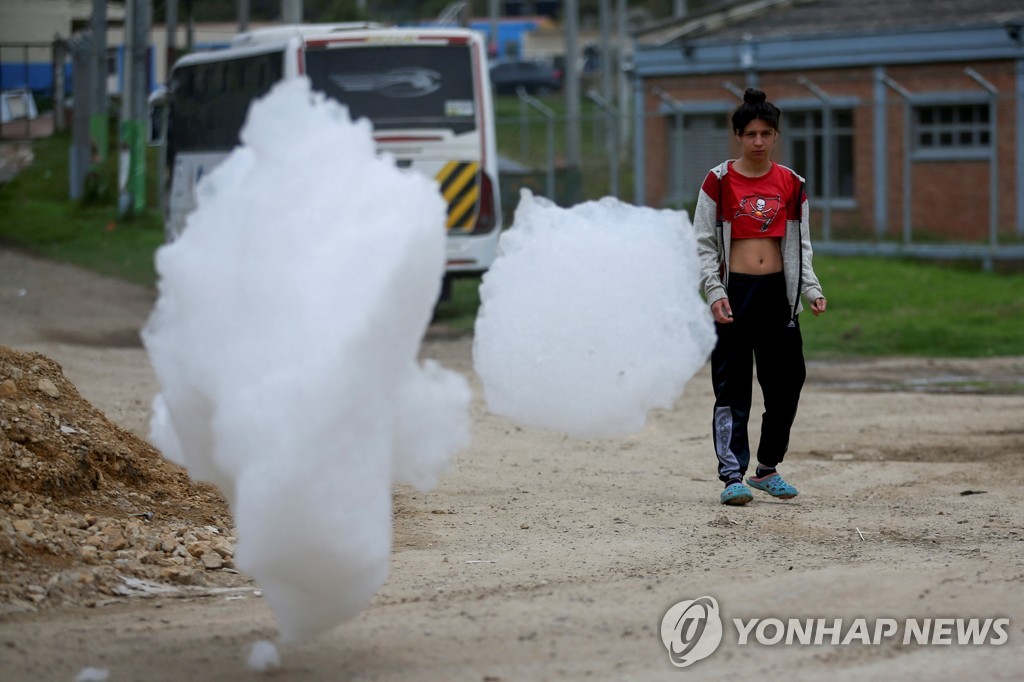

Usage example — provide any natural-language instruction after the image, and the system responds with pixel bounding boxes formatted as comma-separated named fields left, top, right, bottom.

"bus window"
left=304, top=45, right=477, bottom=134
left=169, top=51, right=284, bottom=155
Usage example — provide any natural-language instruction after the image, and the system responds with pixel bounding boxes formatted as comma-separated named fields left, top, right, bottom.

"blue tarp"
left=0, top=63, right=60, bottom=94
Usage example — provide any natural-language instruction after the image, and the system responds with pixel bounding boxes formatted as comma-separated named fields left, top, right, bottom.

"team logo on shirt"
left=735, top=194, right=782, bottom=231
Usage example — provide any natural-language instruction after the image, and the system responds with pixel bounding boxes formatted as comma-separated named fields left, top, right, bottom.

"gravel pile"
left=0, top=346, right=249, bottom=614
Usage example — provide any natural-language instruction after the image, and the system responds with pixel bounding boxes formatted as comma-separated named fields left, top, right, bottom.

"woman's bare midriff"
left=730, top=237, right=783, bottom=275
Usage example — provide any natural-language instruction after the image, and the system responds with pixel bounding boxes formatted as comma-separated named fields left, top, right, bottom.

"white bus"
left=152, top=23, right=502, bottom=286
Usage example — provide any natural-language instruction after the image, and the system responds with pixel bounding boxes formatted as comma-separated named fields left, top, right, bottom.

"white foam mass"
left=473, top=191, right=716, bottom=438
left=143, top=78, right=470, bottom=642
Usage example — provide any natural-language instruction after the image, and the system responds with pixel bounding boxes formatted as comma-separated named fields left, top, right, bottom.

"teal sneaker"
left=747, top=472, right=798, bottom=499
left=720, top=482, right=753, bottom=506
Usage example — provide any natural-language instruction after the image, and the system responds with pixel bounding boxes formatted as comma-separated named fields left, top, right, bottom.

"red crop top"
left=704, top=162, right=802, bottom=239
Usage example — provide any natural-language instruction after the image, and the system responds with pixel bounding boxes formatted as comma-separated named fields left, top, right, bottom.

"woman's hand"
left=811, top=297, right=827, bottom=316
left=711, top=298, right=734, bottom=324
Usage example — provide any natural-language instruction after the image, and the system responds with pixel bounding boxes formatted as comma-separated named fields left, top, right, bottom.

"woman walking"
left=693, top=88, right=827, bottom=506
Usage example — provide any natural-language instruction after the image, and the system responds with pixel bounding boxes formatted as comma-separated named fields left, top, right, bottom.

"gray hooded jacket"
left=693, top=160, right=824, bottom=320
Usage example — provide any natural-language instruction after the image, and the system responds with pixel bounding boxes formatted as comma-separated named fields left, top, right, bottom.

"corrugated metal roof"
left=639, top=0, right=1024, bottom=46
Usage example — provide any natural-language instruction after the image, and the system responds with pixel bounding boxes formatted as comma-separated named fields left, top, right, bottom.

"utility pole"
left=119, top=0, right=151, bottom=216
left=69, top=32, right=94, bottom=200
left=52, top=37, right=68, bottom=133
left=488, top=0, right=500, bottom=57
left=282, top=0, right=303, bottom=23
left=238, top=0, right=251, bottom=32
left=166, top=0, right=177, bottom=75
left=615, top=0, right=630, bottom=155
left=90, top=0, right=107, bottom=164
left=597, top=0, right=616, bottom=197
left=599, top=0, right=611, bottom=117
left=184, top=0, right=194, bottom=52
left=564, top=0, right=581, bottom=175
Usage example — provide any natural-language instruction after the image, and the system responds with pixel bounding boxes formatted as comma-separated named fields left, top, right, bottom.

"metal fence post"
left=52, top=38, right=68, bottom=133
left=797, top=76, right=833, bottom=242
left=882, top=76, right=913, bottom=245
left=516, top=89, right=556, bottom=200
left=119, top=0, right=150, bottom=215
left=586, top=90, right=619, bottom=198
left=652, top=87, right=684, bottom=206
left=69, top=33, right=93, bottom=200
left=964, top=67, right=1000, bottom=270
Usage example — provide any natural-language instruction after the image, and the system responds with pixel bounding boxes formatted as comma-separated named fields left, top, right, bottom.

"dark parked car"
left=489, top=59, right=563, bottom=95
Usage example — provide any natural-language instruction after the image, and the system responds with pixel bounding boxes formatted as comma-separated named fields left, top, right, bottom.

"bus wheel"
left=438, top=275, right=453, bottom=303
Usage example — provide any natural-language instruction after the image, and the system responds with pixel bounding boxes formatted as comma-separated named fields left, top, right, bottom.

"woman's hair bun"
left=743, top=88, right=767, bottom=105
left=732, top=88, right=780, bottom=132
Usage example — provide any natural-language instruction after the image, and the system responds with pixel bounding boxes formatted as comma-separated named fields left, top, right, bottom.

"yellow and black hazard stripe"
left=435, top=161, right=480, bottom=231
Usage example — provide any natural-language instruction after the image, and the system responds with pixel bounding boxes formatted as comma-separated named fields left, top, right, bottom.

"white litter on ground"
left=473, top=191, right=716, bottom=438
left=143, top=78, right=471, bottom=642
left=73, top=668, right=109, bottom=682
left=246, top=639, right=281, bottom=671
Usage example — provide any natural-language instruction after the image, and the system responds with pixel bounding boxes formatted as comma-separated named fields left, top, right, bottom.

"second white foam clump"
left=474, top=191, right=716, bottom=438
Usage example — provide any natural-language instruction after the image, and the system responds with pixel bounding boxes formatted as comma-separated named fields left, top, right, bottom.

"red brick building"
left=631, top=0, right=1024, bottom=251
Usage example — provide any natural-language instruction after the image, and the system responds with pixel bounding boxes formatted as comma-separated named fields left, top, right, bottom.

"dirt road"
left=1, top=247, right=1022, bottom=680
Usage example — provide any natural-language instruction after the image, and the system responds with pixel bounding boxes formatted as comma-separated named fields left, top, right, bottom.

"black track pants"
left=711, top=271, right=806, bottom=484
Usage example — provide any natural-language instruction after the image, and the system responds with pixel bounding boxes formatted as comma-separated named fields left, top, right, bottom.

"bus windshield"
left=304, top=44, right=477, bottom=135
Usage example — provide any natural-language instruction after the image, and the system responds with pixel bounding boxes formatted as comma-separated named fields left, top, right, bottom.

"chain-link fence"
left=5, top=43, right=1023, bottom=270
left=496, top=89, right=1024, bottom=269
left=495, top=96, right=632, bottom=226
left=0, top=42, right=68, bottom=142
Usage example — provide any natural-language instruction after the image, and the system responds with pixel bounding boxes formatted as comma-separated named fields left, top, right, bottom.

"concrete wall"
left=0, top=0, right=125, bottom=44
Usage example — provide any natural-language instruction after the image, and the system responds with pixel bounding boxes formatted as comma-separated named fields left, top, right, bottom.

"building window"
left=783, top=108, right=854, bottom=201
left=914, top=104, right=990, bottom=150
left=668, top=113, right=728, bottom=206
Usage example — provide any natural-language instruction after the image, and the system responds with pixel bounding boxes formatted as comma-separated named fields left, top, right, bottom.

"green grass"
left=432, top=276, right=483, bottom=333
left=0, top=129, right=165, bottom=286
left=803, top=256, right=1024, bottom=358
left=430, top=257, right=1024, bottom=358
left=4, top=125, right=1022, bottom=359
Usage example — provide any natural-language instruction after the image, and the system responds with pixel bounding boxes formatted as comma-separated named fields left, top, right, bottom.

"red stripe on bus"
left=304, top=38, right=366, bottom=47
left=305, top=35, right=469, bottom=49
left=374, top=135, right=445, bottom=143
